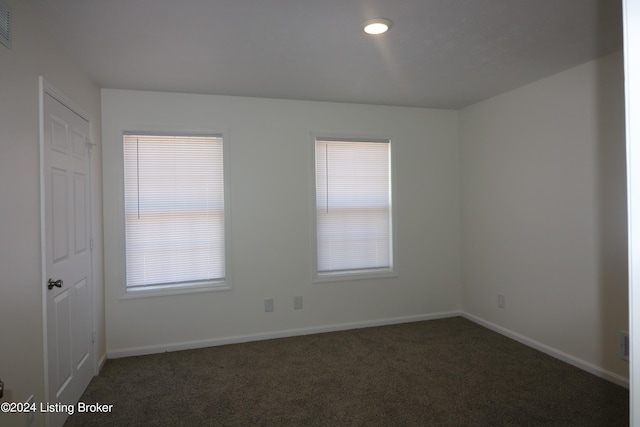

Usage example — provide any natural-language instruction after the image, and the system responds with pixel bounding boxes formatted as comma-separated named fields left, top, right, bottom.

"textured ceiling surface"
left=30, top=0, right=623, bottom=109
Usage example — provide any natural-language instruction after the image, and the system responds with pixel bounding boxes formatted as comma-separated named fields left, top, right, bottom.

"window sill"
left=313, top=268, right=397, bottom=284
left=120, top=281, right=231, bottom=300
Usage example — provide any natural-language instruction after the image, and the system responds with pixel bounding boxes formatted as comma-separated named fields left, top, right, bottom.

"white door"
left=43, top=90, right=94, bottom=427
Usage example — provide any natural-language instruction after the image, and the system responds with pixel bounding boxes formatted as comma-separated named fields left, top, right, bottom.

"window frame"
left=119, top=129, right=232, bottom=299
left=310, top=133, right=398, bottom=283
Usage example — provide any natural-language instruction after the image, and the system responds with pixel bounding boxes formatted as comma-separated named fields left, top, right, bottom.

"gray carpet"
left=64, top=317, right=628, bottom=426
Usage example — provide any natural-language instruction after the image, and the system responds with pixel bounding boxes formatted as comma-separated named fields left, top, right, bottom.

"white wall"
left=0, top=1, right=104, bottom=426
left=460, top=52, right=628, bottom=382
left=102, top=55, right=629, bottom=387
left=623, top=0, right=640, bottom=422
left=101, top=90, right=461, bottom=355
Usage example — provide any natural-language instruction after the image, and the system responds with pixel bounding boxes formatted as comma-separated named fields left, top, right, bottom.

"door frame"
left=39, top=76, right=97, bottom=420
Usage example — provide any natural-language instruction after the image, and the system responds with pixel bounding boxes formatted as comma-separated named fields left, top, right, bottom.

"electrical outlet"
left=621, top=331, right=630, bottom=361
left=497, top=294, right=506, bottom=309
left=264, top=298, right=274, bottom=313
left=294, top=296, right=303, bottom=310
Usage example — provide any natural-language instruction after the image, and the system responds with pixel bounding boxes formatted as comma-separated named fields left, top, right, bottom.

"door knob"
left=47, top=279, right=63, bottom=290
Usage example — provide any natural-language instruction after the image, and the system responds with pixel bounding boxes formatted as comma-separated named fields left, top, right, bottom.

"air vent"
left=620, top=331, right=629, bottom=361
left=0, top=0, right=11, bottom=49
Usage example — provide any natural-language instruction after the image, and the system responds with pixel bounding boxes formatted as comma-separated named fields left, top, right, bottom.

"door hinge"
left=90, top=237, right=94, bottom=251
left=85, top=137, right=95, bottom=158
left=92, top=331, right=96, bottom=343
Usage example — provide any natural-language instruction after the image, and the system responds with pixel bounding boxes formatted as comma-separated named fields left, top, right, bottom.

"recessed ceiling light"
left=363, top=18, right=392, bottom=35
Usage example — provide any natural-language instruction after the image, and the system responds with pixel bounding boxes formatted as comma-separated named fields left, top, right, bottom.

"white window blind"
left=315, top=138, right=392, bottom=274
left=123, top=134, right=226, bottom=288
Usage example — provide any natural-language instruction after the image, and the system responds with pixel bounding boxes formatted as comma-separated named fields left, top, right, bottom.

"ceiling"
left=30, top=0, right=623, bottom=109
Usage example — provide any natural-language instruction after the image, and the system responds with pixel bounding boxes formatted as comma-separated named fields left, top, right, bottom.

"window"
left=313, top=137, right=395, bottom=280
left=123, top=133, right=228, bottom=293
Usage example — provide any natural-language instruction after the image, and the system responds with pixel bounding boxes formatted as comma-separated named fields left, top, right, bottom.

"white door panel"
left=73, top=173, right=87, bottom=253
left=52, top=291, right=72, bottom=398
left=43, top=91, right=94, bottom=427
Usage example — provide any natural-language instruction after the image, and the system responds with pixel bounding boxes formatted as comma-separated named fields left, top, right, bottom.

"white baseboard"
left=98, top=353, right=107, bottom=371
left=462, top=312, right=629, bottom=389
left=107, top=311, right=460, bottom=359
